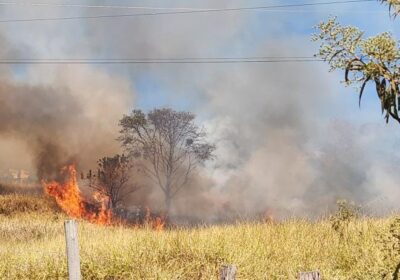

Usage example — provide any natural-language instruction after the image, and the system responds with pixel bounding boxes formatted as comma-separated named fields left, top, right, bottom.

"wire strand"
left=0, top=2, right=205, bottom=11
left=1, top=56, right=316, bottom=61
left=0, top=59, right=323, bottom=64
left=0, top=0, right=375, bottom=23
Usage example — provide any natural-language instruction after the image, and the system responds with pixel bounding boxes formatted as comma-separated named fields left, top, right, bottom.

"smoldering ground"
left=0, top=1, right=399, bottom=220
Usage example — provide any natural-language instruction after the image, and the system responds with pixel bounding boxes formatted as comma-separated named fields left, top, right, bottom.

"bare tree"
left=86, top=154, right=138, bottom=211
left=118, top=108, right=215, bottom=215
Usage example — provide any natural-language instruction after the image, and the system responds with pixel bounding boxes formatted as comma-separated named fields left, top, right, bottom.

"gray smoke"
left=0, top=61, right=134, bottom=180
left=0, top=0, right=398, bottom=219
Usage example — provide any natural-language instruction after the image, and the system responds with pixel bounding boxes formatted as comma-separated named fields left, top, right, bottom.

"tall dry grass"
left=0, top=194, right=399, bottom=279
left=0, top=182, right=42, bottom=196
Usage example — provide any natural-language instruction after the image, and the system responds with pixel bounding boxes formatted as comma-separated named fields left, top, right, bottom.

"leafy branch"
left=313, top=17, right=400, bottom=123
left=380, top=0, right=400, bottom=17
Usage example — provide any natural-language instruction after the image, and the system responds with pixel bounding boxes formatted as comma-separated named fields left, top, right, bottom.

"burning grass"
left=43, top=164, right=165, bottom=230
left=44, top=165, right=112, bottom=225
left=1, top=204, right=400, bottom=279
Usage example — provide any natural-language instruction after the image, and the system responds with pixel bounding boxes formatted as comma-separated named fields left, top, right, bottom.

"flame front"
left=145, top=207, right=165, bottom=231
left=43, top=165, right=112, bottom=225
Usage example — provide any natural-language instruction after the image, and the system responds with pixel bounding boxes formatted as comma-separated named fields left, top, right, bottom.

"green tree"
left=380, top=0, right=400, bottom=17
left=118, top=108, right=215, bottom=216
left=313, top=1, right=400, bottom=123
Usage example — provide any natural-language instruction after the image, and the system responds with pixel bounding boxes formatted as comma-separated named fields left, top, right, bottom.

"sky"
left=1, top=0, right=400, bottom=217
left=0, top=0, right=394, bottom=114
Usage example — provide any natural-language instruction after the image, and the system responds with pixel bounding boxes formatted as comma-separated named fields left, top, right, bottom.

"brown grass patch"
left=0, top=193, right=60, bottom=216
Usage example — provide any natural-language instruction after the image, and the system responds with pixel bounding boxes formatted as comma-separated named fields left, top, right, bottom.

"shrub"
left=378, top=216, right=400, bottom=279
left=330, top=199, right=360, bottom=236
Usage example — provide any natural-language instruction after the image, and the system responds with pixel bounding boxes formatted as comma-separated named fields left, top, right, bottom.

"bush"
left=330, top=199, right=360, bottom=236
left=378, top=216, right=400, bottom=279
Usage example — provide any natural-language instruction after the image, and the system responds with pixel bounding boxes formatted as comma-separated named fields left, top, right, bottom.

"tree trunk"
left=107, top=199, right=114, bottom=212
left=165, top=194, right=172, bottom=217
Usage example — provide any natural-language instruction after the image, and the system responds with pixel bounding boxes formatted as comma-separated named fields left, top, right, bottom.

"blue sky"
left=1, top=0, right=396, bottom=123
left=123, top=0, right=398, bottom=123
left=2, top=0, right=398, bottom=140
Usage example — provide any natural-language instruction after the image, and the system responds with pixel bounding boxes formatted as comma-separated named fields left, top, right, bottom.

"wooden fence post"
left=220, top=265, right=237, bottom=280
left=299, top=271, right=321, bottom=280
left=64, top=220, right=81, bottom=280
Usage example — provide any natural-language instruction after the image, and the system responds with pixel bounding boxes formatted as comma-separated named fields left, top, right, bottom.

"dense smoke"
left=200, top=48, right=400, bottom=217
left=0, top=62, right=133, bottom=180
left=0, top=1, right=398, bottom=219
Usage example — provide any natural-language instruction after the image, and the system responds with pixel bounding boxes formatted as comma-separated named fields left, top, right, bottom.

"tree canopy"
left=313, top=16, right=400, bottom=123
left=86, top=154, right=138, bottom=210
left=380, top=0, right=400, bottom=17
left=118, top=108, right=215, bottom=214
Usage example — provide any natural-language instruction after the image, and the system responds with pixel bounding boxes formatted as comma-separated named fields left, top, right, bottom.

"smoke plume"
left=0, top=1, right=399, bottom=219
left=0, top=64, right=134, bottom=180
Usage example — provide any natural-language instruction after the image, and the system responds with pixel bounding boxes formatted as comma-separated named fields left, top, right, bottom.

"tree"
left=118, top=108, right=215, bottom=215
left=313, top=1, right=400, bottom=123
left=86, top=154, right=138, bottom=211
left=380, top=0, right=400, bottom=17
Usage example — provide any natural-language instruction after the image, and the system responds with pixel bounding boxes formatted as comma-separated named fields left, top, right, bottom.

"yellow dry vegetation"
left=0, top=194, right=399, bottom=280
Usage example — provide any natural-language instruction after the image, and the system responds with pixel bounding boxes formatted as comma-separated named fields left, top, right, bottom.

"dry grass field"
left=0, top=194, right=399, bottom=279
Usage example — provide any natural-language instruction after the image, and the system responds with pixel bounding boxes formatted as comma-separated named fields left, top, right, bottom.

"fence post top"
left=64, top=219, right=81, bottom=280
left=299, top=271, right=321, bottom=280
left=220, top=264, right=237, bottom=280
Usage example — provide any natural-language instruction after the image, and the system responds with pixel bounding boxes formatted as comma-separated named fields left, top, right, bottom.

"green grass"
left=0, top=194, right=399, bottom=279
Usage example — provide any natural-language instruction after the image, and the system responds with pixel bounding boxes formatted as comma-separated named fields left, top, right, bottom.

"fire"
left=43, top=165, right=166, bottom=229
left=152, top=217, right=166, bottom=231
left=263, top=209, right=275, bottom=224
left=43, top=165, right=112, bottom=225
left=145, top=207, right=166, bottom=231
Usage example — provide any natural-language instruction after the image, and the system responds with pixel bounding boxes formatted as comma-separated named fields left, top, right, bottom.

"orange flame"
left=145, top=207, right=165, bottom=231
left=43, top=165, right=112, bottom=225
left=152, top=216, right=166, bottom=231
left=263, top=209, right=275, bottom=224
